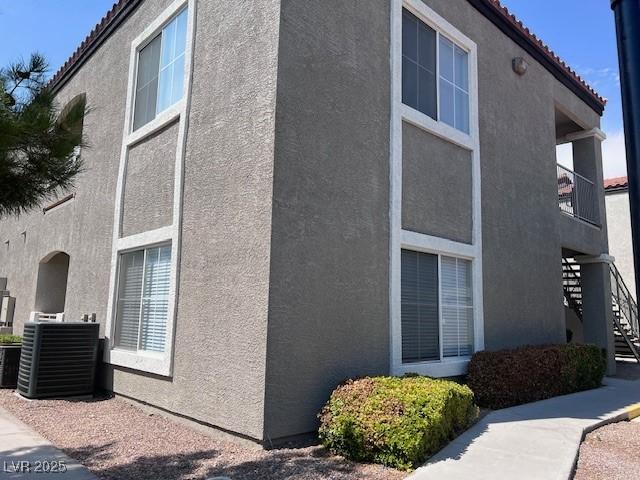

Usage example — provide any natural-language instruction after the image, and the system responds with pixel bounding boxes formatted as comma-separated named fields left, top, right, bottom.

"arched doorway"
left=34, top=251, right=70, bottom=314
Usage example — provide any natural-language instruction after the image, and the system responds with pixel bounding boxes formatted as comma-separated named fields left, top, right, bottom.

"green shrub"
left=467, top=344, right=605, bottom=410
left=0, top=334, right=21, bottom=345
left=318, top=376, right=478, bottom=470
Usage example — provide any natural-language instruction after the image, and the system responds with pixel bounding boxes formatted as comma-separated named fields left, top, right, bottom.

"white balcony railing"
left=557, top=164, right=600, bottom=226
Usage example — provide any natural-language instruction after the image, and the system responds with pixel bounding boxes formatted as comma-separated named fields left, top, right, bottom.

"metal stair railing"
left=562, top=258, right=583, bottom=319
left=609, top=263, right=640, bottom=362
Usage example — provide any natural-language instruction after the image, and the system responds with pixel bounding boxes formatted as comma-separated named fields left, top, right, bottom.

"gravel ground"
left=574, top=420, right=640, bottom=480
left=0, top=390, right=405, bottom=480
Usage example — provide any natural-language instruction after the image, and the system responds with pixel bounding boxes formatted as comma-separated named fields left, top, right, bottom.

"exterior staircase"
left=562, top=257, right=640, bottom=362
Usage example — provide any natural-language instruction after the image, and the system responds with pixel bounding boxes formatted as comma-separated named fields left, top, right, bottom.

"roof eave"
left=48, top=0, right=143, bottom=95
left=467, top=0, right=606, bottom=116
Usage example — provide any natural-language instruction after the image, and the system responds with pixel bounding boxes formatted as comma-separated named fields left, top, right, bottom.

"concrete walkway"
left=0, top=404, right=97, bottom=479
left=409, top=377, right=640, bottom=480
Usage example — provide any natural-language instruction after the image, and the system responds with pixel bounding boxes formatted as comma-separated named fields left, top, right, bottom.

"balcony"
left=557, top=164, right=600, bottom=227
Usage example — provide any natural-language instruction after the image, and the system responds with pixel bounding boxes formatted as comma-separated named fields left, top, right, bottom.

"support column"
left=576, top=254, right=616, bottom=375
left=571, top=129, right=608, bottom=235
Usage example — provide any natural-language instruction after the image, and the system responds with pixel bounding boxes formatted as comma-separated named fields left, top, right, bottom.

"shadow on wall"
left=565, top=306, right=585, bottom=343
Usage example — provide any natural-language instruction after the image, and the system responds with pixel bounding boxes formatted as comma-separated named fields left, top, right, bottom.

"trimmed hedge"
left=467, top=344, right=606, bottom=409
left=0, top=334, right=21, bottom=345
left=318, top=376, right=478, bottom=470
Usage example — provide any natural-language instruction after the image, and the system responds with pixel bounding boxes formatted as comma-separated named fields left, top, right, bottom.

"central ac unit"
left=17, top=322, right=99, bottom=399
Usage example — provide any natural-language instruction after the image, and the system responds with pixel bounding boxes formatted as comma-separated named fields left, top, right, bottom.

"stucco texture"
left=263, top=0, right=391, bottom=440
left=0, top=0, right=612, bottom=446
left=606, top=190, right=636, bottom=296
left=402, top=123, right=473, bottom=243
left=0, top=0, right=180, bottom=331
left=121, top=121, right=177, bottom=237
left=0, top=0, right=280, bottom=443
left=108, top=0, right=282, bottom=442
left=421, top=0, right=606, bottom=350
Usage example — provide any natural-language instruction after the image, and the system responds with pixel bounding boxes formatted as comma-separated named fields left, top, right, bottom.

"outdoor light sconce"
left=513, top=57, right=529, bottom=76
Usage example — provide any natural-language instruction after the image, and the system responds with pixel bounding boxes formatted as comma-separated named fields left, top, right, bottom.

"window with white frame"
left=401, top=249, right=473, bottom=363
left=402, top=8, right=470, bottom=134
left=114, top=245, right=171, bottom=353
left=132, top=7, right=188, bottom=131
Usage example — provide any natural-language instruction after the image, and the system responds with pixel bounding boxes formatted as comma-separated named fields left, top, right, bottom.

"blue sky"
left=0, top=0, right=627, bottom=176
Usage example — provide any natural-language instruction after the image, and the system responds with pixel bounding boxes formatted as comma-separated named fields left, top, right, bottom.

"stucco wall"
left=419, top=0, right=605, bottom=350
left=263, top=0, right=391, bottom=441
left=402, top=123, right=473, bottom=243
left=0, top=0, right=610, bottom=444
left=0, top=0, right=281, bottom=442
left=0, top=1, right=179, bottom=331
left=121, top=121, right=177, bottom=237
left=606, top=190, right=636, bottom=297
left=107, top=0, right=282, bottom=442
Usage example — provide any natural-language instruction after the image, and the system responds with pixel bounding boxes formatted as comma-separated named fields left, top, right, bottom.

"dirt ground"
left=0, top=390, right=405, bottom=480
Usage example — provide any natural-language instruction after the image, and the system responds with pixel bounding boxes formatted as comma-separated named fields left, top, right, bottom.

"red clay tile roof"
left=480, top=0, right=606, bottom=109
left=604, top=176, right=629, bottom=191
left=48, top=0, right=607, bottom=115
left=48, top=0, right=142, bottom=93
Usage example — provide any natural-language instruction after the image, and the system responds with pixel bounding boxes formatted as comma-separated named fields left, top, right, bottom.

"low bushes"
left=318, top=376, right=478, bottom=470
left=467, top=344, right=606, bottom=409
left=0, top=334, right=21, bottom=345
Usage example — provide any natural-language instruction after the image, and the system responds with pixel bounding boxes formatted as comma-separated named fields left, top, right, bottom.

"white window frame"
left=401, top=7, right=472, bottom=136
left=399, top=249, right=474, bottom=367
left=104, top=0, right=196, bottom=377
left=114, top=242, right=172, bottom=353
left=390, top=0, right=484, bottom=378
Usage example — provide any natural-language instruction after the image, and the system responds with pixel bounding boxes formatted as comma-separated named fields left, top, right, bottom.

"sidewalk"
left=0, top=402, right=97, bottom=479
left=409, top=377, right=640, bottom=480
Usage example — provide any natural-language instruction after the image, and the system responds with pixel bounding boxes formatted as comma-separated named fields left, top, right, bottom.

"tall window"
left=115, top=245, right=171, bottom=353
left=402, top=8, right=470, bottom=134
left=401, top=249, right=473, bottom=363
left=133, top=8, right=188, bottom=130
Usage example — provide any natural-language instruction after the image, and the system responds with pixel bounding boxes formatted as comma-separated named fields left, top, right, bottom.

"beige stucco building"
left=0, top=0, right=620, bottom=444
left=605, top=177, right=636, bottom=298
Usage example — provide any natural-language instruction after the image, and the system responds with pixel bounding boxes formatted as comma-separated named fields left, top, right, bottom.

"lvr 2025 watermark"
left=3, top=460, right=67, bottom=474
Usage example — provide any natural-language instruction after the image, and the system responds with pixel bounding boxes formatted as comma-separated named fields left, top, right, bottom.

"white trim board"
left=103, top=0, right=197, bottom=377
left=389, top=0, right=484, bottom=378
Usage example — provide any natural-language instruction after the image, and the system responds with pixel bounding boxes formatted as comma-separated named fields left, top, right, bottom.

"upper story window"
left=402, top=8, right=470, bottom=134
left=133, top=8, right=188, bottom=131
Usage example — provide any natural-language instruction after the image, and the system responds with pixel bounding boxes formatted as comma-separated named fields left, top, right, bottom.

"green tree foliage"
left=0, top=53, right=87, bottom=217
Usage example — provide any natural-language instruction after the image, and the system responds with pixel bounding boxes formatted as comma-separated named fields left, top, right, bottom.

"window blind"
left=441, top=256, right=473, bottom=357
left=114, top=245, right=171, bottom=353
left=140, top=245, right=171, bottom=352
left=401, top=249, right=440, bottom=363
left=402, top=8, right=437, bottom=120
left=114, top=250, right=144, bottom=350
